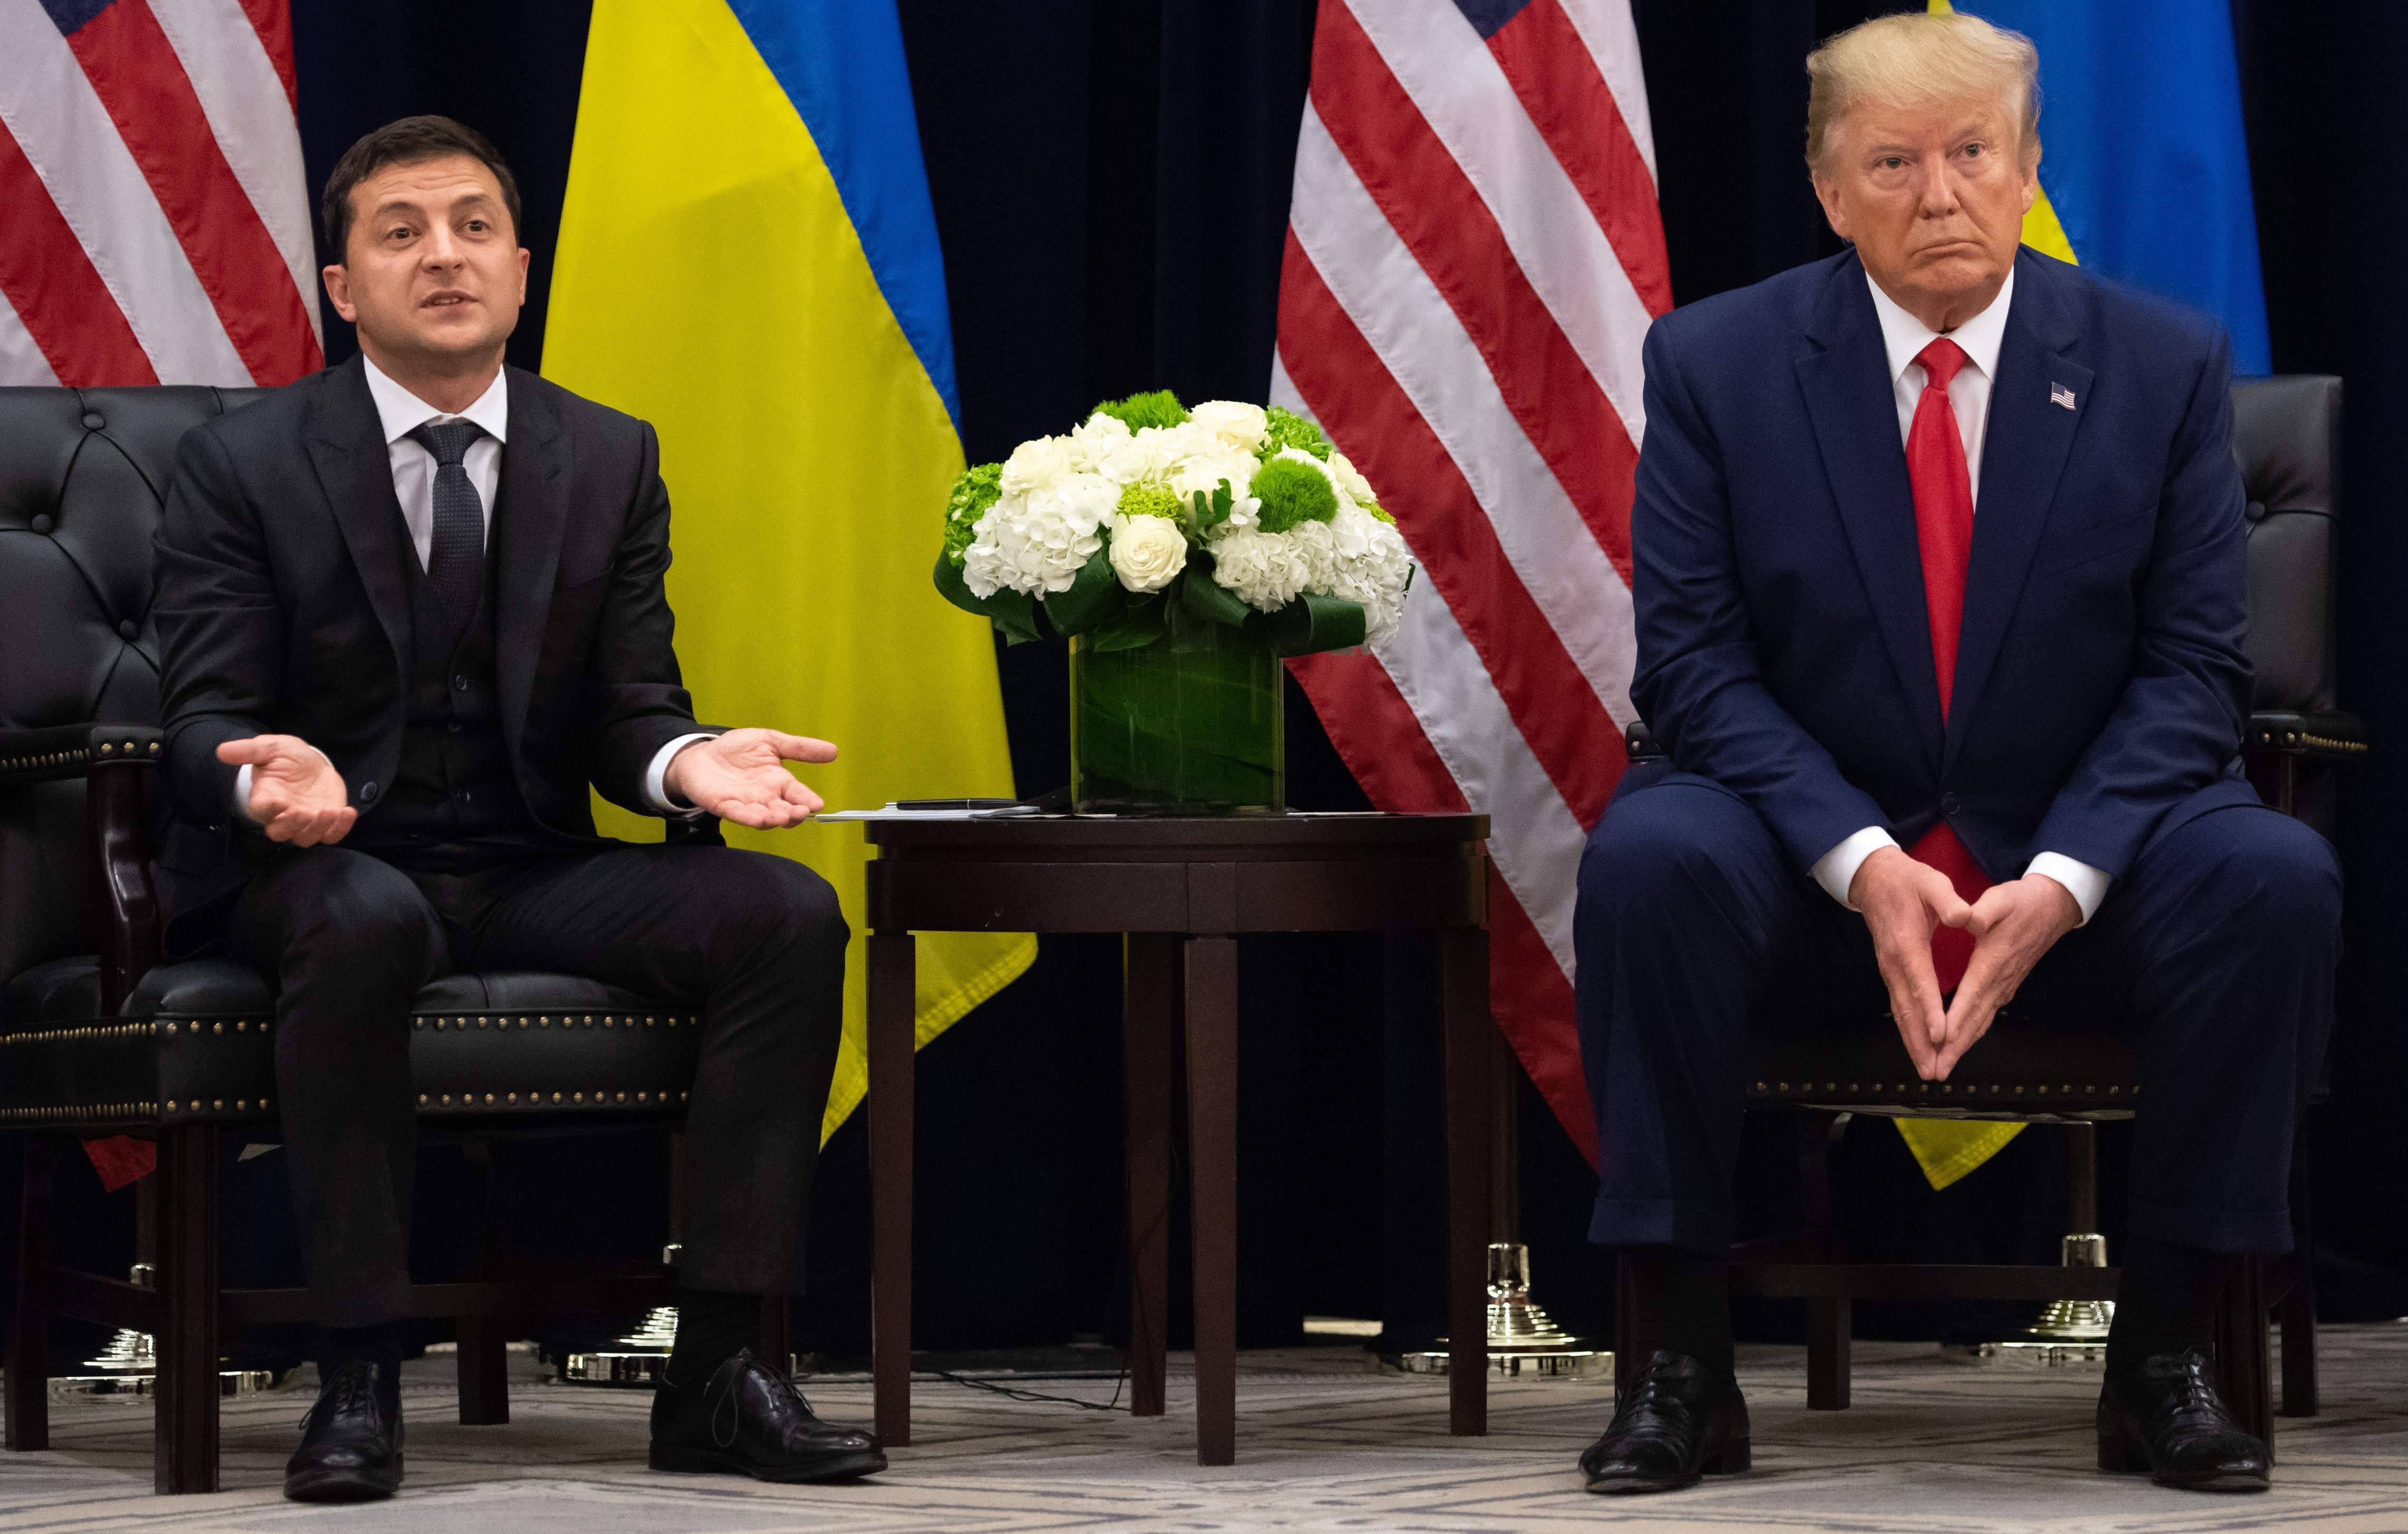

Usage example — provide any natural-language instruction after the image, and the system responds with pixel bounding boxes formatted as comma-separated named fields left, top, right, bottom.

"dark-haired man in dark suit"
left=155, top=115, right=881, bottom=1502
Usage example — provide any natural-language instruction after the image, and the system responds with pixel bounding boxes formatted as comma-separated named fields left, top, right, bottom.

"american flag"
left=0, top=0, right=321, bottom=387
left=1276, top=0, right=1667, bottom=1162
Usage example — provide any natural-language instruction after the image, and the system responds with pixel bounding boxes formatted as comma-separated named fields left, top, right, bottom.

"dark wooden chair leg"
left=1122, top=933, right=1178, bottom=1419
left=2214, top=1257, right=2273, bottom=1451
left=868, top=930, right=916, bottom=1448
left=154, top=1123, right=219, bottom=1494
left=455, top=1144, right=510, bottom=1425
left=1801, top=1111, right=1851, bottom=1411
left=2278, top=1289, right=2317, bottom=1418
left=5, top=1138, right=58, bottom=1451
left=1439, top=925, right=1492, bottom=1437
left=2279, top=1128, right=2318, bottom=1418
left=1613, top=1252, right=1636, bottom=1400
left=1183, top=934, right=1241, bottom=1467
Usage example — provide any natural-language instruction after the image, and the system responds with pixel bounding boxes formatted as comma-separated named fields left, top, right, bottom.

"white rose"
left=1189, top=399, right=1268, bottom=451
left=1107, top=513, right=1189, bottom=593
left=1326, top=450, right=1379, bottom=509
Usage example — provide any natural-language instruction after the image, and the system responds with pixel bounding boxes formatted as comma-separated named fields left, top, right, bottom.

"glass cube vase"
left=1069, top=626, right=1285, bottom=815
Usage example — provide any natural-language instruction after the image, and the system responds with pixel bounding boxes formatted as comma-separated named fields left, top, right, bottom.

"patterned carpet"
left=6, top=1328, right=2408, bottom=1531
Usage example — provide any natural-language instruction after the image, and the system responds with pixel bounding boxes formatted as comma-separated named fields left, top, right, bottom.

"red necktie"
left=1904, top=338, right=1989, bottom=992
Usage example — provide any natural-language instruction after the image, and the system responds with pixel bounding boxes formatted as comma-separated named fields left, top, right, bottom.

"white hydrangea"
left=1067, top=412, right=1154, bottom=485
left=1208, top=528, right=1315, bottom=611
left=1318, top=503, right=1415, bottom=644
left=961, top=472, right=1117, bottom=598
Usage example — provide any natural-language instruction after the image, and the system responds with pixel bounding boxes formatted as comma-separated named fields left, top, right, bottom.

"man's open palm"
left=664, top=729, right=838, bottom=830
left=218, top=735, right=356, bottom=846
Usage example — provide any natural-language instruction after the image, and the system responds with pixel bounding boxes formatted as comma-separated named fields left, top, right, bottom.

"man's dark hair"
left=321, top=115, right=522, bottom=262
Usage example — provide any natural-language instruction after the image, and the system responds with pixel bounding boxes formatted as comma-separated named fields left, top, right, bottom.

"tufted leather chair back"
left=0, top=386, right=262, bottom=982
left=2233, top=375, right=2342, bottom=714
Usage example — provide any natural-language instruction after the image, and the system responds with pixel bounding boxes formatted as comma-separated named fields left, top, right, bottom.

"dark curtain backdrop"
left=15, top=0, right=2406, bottom=1366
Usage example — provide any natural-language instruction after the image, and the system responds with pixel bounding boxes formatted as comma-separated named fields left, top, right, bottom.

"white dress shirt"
left=237, top=358, right=710, bottom=821
left=1803, top=270, right=2111, bottom=925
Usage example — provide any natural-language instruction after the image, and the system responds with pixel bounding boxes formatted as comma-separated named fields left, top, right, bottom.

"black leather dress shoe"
left=650, top=1348, right=887, bottom=1483
left=1579, top=1350, right=1751, bottom=1494
left=2098, top=1349, right=2271, bottom=1492
left=284, top=1360, right=404, bottom=1502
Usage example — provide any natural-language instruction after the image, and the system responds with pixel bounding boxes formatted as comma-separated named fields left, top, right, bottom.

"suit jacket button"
left=453, top=674, right=470, bottom=691
left=360, top=781, right=380, bottom=803
left=1939, top=792, right=1961, bottom=816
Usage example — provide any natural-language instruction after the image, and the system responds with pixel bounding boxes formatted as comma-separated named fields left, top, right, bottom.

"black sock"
left=667, top=1289, right=760, bottom=1387
left=2106, top=1236, right=2238, bottom=1378
left=317, top=1323, right=403, bottom=1412
left=1620, top=1246, right=1735, bottom=1380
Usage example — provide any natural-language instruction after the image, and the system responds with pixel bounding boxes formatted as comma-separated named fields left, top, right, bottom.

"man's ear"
left=322, top=262, right=357, bottom=324
left=1812, top=172, right=1852, bottom=242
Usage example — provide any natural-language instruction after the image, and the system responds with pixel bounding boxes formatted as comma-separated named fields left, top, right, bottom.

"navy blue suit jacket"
left=1626, top=246, right=2259, bottom=885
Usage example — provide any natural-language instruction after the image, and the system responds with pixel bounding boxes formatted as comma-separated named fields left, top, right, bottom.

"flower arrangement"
left=934, top=392, right=1413, bottom=657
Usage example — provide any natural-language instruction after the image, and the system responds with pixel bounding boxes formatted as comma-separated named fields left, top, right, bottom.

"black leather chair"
left=0, top=386, right=714, bottom=1492
left=1617, top=376, right=2361, bottom=1445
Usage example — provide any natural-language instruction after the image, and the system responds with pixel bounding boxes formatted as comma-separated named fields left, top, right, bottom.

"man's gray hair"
left=1805, top=11, right=2041, bottom=173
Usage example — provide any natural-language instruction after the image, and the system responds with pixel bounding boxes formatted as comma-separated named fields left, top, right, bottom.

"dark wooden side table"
left=863, top=813, right=1494, bottom=1466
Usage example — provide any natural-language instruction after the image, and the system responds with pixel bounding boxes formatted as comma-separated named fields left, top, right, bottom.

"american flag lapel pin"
left=2050, top=382, right=2078, bottom=411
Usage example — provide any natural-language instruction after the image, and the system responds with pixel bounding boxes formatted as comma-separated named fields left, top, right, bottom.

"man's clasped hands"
left=1848, top=847, right=2082, bottom=1084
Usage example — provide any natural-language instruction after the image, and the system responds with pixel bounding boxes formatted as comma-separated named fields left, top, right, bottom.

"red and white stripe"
left=1278, top=0, right=1669, bottom=1163
left=0, top=0, right=321, bottom=388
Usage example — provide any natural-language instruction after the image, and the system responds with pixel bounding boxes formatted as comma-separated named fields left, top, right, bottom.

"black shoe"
left=2097, top=1349, right=2271, bottom=1492
left=650, top=1348, right=887, bottom=1483
left=284, top=1360, right=403, bottom=1502
left=1579, top=1350, right=1751, bottom=1494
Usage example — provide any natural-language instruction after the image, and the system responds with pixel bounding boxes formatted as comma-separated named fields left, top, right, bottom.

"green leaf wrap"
left=932, top=550, right=1045, bottom=645
left=1043, top=546, right=1128, bottom=636
left=1178, top=551, right=1254, bottom=628
left=1254, top=593, right=1367, bottom=656
left=1087, top=593, right=1168, bottom=651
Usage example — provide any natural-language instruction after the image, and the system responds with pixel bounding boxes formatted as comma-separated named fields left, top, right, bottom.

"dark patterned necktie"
left=408, top=420, right=487, bottom=634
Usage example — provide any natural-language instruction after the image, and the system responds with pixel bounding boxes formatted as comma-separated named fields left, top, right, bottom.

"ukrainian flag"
left=1901, top=0, right=2273, bottom=1190
left=544, top=0, right=1033, bottom=1142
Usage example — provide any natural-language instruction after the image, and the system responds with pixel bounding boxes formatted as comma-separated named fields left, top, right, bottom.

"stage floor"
left=7, top=1327, right=2408, bottom=1531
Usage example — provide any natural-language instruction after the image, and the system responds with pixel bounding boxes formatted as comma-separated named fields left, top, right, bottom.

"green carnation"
left=1361, top=499, right=1396, bottom=525
left=1091, top=389, right=1190, bottom=432
left=1258, top=405, right=1331, bottom=461
left=1116, top=481, right=1183, bottom=520
left=941, top=461, right=1002, bottom=567
left=1250, top=456, right=1339, bottom=534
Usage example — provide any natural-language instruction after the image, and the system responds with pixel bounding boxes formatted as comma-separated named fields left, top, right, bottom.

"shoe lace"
left=1612, top=1359, right=1698, bottom=1433
left=2161, top=1356, right=2233, bottom=1435
left=297, top=1361, right=379, bottom=1436
left=702, top=1351, right=815, bottom=1450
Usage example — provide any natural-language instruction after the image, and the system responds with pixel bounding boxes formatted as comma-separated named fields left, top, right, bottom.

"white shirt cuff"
left=1811, top=826, right=1898, bottom=910
left=2026, top=852, right=2111, bottom=926
left=646, top=733, right=719, bottom=817
left=233, top=764, right=256, bottom=823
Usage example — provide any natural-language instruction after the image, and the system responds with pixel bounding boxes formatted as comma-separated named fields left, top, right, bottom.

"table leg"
left=1440, top=926, right=1492, bottom=1436
left=1183, top=934, right=1240, bottom=1466
left=1123, top=933, right=1179, bottom=1418
left=868, top=930, right=916, bottom=1448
